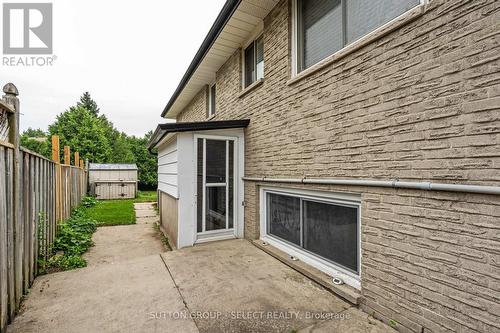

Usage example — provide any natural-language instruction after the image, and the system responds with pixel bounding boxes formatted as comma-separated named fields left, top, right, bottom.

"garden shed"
left=88, top=163, right=138, bottom=199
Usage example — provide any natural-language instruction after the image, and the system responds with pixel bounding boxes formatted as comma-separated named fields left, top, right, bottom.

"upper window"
left=244, top=36, right=264, bottom=88
left=208, top=83, right=216, bottom=117
left=295, top=0, right=420, bottom=72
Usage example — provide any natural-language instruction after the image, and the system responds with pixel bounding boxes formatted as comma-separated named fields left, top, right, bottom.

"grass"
left=153, top=223, right=172, bottom=251
left=85, top=191, right=157, bottom=226
left=39, top=192, right=159, bottom=272
left=135, top=190, right=157, bottom=203
left=86, top=199, right=136, bottom=226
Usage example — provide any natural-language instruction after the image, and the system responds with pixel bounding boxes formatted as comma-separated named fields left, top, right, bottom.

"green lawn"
left=86, top=191, right=157, bottom=226
left=135, top=191, right=157, bottom=203
left=86, top=199, right=136, bottom=226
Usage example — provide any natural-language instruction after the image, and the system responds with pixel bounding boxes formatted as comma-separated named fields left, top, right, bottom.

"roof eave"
left=148, top=119, right=250, bottom=149
left=161, top=0, right=242, bottom=118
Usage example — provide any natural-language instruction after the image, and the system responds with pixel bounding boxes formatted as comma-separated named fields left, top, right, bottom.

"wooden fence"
left=0, top=83, right=87, bottom=333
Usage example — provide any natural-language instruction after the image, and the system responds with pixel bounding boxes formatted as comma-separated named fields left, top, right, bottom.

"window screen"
left=267, top=193, right=301, bottom=246
left=244, top=36, right=264, bottom=87
left=303, top=200, right=358, bottom=272
left=255, top=36, right=264, bottom=81
left=244, top=43, right=255, bottom=87
left=346, top=0, right=420, bottom=44
left=298, top=0, right=343, bottom=70
left=266, top=191, right=359, bottom=273
left=205, top=139, right=226, bottom=183
left=206, top=186, right=226, bottom=231
left=209, top=84, right=216, bottom=116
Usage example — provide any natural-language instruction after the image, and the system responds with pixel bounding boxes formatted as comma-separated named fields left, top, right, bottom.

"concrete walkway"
left=7, top=202, right=198, bottom=333
left=7, top=203, right=395, bottom=333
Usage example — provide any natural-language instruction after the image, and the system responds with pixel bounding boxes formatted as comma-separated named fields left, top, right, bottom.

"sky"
left=0, top=0, right=226, bottom=136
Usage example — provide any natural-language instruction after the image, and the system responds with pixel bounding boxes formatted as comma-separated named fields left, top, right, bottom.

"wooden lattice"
left=0, top=109, right=9, bottom=141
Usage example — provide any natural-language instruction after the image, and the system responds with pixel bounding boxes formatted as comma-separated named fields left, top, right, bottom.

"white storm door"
left=196, top=137, right=236, bottom=235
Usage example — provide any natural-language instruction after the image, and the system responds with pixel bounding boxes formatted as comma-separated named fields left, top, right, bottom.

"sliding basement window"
left=264, top=190, right=360, bottom=275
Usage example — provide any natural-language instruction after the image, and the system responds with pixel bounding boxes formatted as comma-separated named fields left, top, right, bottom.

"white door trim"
left=193, top=133, right=241, bottom=243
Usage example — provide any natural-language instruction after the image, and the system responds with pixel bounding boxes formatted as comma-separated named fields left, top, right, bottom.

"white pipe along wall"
left=242, top=177, right=500, bottom=196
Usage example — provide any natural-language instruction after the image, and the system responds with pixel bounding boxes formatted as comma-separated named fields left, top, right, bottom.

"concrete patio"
left=7, top=204, right=395, bottom=333
left=161, top=239, right=393, bottom=333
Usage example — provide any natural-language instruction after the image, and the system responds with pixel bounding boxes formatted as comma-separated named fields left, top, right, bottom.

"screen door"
left=197, top=138, right=235, bottom=234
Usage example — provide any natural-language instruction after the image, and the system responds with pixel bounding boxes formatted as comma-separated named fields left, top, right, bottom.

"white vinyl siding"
left=158, top=137, right=179, bottom=198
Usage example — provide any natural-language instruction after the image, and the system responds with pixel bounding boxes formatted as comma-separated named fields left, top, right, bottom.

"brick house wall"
left=177, top=87, right=209, bottom=122
left=174, top=0, right=500, bottom=332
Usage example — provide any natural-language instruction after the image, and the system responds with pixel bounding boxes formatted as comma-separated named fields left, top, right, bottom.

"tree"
left=77, top=92, right=100, bottom=116
left=20, top=128, right=50, bottom=158
left=22, top=128, right=47, bottom=137
left=127, top=132, right=157, bottom=189
left=110, top=131, right=136, bottom=163
left=48, top=106, right=112, bottom=163
left=41, top=92, right=157, bottom=189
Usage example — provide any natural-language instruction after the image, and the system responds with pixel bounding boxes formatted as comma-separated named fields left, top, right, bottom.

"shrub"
left=53, top=210, right=97, bottom=255
left=48, top=207, right=98, bottom=271
left=81, top=196, right=98, bottom=208
left=48, top=254, right=87, bottom=270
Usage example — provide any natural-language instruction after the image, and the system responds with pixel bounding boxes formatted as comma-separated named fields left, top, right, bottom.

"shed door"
left=96, top=183, right=135, bottom=199
left=120, top=183, right=135, bottom=199
left=95, top=183, right=109, bottom=199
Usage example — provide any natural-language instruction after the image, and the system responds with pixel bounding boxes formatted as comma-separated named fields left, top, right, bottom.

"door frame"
left=193, top=133, right=242, bottom=243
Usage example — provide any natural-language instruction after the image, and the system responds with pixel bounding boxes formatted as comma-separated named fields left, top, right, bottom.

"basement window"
left=262, top=188, right=361, bottom=287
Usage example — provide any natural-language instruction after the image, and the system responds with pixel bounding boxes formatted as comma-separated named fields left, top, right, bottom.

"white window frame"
left=291, top=0, right=428, bottom=77
left=208, top=83, right=216, bottom=118
left=241, top=23, right=264, bottom=89
left=260, top=186, right=362, bottom=289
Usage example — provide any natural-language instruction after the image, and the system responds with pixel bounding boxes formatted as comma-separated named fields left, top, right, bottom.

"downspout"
left=242, top=177, right=500, bottom=196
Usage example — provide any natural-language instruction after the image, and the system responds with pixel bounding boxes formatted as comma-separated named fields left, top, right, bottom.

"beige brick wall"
left=177, top=86, right=208, bottom=122
left=175, top=0, right=500, bottom=332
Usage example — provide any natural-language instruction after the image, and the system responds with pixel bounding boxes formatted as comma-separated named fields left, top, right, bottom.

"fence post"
left=74, top=152, right=79, bottom=167
left=51, top=136, right=60, bottom=164
left=51, top=136, right=61, bottom=224
left=3, top=83, right=23, bottom=313
left=63, top=146, right=70, bottom=165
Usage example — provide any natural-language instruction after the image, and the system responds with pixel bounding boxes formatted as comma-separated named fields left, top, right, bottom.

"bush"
left=53, top=209, right=97, bottom=256
left=48, top=254, right=87, bottom=270
left=48, top=207, right=98, bottom=271
left=81, top=196, right=98, bottom=208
